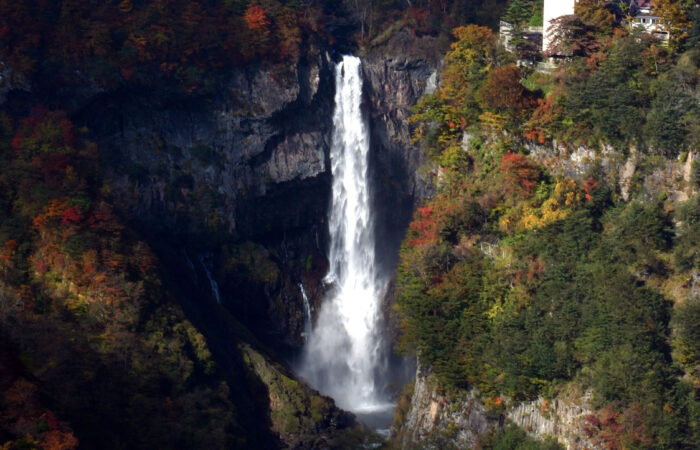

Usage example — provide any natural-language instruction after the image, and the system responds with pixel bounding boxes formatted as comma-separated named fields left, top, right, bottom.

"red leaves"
left=584, top=404, right=652, bottom=450
left=526, top=93, right=563, bottom=145
left=408, top=204, right=439, bottom=247
left=60, top=205, right=81, bottom=225
left=403, top=7, right=430, bottom=35
left=11, top=135, right=23, bottom=151
left=0, top=239, right=18, bottom=263
left=524, top=129, right=546, bottom=144
left=583, top=176, right=599, bottom=201
left=500, top=153, right=541, bottom=197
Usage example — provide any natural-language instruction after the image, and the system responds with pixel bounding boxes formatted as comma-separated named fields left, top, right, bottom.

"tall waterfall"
left=299, top=56, right=388, bottom=413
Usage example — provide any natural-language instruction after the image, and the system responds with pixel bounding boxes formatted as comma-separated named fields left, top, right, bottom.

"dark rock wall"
left=71, top=51, right=336, bottom=351
left=82, top=51, right=334, bottom=237
left=362, top=30, right=443, bottom=277
left=59, top=28, right=442, bottom=361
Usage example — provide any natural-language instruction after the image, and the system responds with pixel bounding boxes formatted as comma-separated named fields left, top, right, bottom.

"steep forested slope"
left=393, top=2, right=700, bottom=448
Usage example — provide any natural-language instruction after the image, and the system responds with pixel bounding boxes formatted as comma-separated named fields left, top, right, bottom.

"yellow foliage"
left=501, top=179, right=580, bottom=232
left=479, top=111, right=506, bottom=132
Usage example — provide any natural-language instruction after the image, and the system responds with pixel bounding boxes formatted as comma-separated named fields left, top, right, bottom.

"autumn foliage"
left=0, top=108, right=238, bottom=447
left=500, top=152, right=541, bottom=197
left=0, top=0, right=325, bottom=91
left=1, top=378, right=78, bottom=449
left=244, top=5, right=271, bottom=31
left=408, top=204, right=440, bottom=247
left=479, top=65, right=537, bottom=120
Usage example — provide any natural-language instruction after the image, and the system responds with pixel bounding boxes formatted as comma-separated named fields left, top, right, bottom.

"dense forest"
left=396, top=0, right=700, bottom=448
left=0, top=0, right=508, bottom=93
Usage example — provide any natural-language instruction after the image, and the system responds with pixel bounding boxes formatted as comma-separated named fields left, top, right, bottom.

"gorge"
left=2, top=1, right=700, bottom=449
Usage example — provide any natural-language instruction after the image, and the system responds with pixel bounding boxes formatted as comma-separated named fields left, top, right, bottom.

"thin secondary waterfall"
left=298, top=283, right=312, bottom=341
left=299, top=55, right=389, bottom=414
left=199, top=256, right=221, bottom=304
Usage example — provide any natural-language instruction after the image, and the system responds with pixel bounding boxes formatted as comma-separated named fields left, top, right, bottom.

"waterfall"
left=425, top=70, right=438, bottom=94
left=199, top=256, right=221, bottom=304
left=298, top=283, right=312, bottom=341
left=299, top=56, right=389, bottom=415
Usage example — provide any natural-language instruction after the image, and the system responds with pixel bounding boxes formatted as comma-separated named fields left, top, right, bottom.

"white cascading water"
left=299, top=56, right=389, bottom=415
left=298, top=283, right=312, bottom=341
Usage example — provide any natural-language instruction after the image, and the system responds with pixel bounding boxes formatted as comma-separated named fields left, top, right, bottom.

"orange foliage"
left=244, top=5, right=270, bottom=31
left=8, top=108, right=154, bottom=313
left=583, top=176, right=599, bottom=201
left=526, top=91, right=564, bottom=144
left=1, top=379, right=78, bottom=449
left=42, top=429, right=79, bottom=450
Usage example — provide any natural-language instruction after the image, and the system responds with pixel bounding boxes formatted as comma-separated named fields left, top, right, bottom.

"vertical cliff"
left=362, top=28, right=444, bottom=276
left=65, top=50, right=337, bottom=351
left=393, top=366, right=602, bottom=450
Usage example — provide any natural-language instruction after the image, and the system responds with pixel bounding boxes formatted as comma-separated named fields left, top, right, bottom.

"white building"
left=543, top=0, right=576, bottom=53
left=630, top=0, right=669, bottom=41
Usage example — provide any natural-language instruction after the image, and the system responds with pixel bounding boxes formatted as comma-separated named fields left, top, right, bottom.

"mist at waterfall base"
left=297, top=55, right=397, bottom=432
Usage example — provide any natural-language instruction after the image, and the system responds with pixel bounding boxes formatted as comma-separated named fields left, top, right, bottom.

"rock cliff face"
left=68, top=50, right=336, bottom=351
left=362, top=29, right=443, bottom=275
left=393, top=367, right=602, bottom=450
left=507, top=396, right=601, bottom=449
left=394, top=365, right=492, bottom=449
left=526, top=142, right=697, bottom=204
left=85, top=51, right=334, bottom=237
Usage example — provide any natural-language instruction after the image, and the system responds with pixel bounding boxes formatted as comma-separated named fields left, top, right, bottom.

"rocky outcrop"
left=0, top=62, right=30, bottom=104
left=239, top=343, right=359, bottom=449
left=394, top=365, right=491, bottom=449
left=393, top=366, right=601, bottom=449
left=508, top=396, right=601, bottom=450
left=527, top=141, right=698, bottom=203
